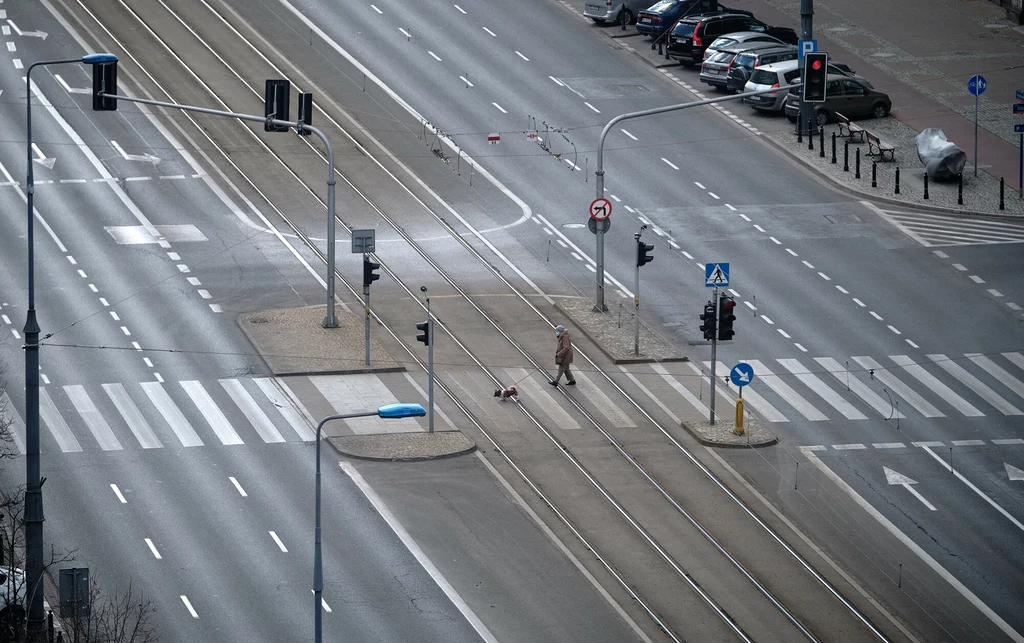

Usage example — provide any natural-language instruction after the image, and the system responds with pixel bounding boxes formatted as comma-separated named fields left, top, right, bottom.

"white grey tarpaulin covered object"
left=915, top=127, right=967, bottom=181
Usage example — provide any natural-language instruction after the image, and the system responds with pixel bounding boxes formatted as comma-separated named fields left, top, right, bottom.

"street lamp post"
left=23, top=53, right=118, bottom=639
left=313, top=403, right=425, bottom=643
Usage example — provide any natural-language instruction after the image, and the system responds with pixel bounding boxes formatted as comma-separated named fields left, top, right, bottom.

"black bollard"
left=657, top=39, right=663, bottom=55
left=651, top=35, right=656, bottom=50
left=1000, top=177, right=1005, bottom=210
left=831, top=132, right=837, bottom=164
left=819, top=128, right=825, bottom=158
left=924, top=173, right=929, bottom=199
left=808, top=124, right=814, bottom=150
left=958, top=172, right=964, bottom=205
left=843, top=140, right=849, bottom=172
left=855, top=148, right=861, bottom=179
left=872, top=161, right=877, bottom=188
left=665, top=39, right=671, bottom=60
left=895, top=166, right=900, bottom=195
left=797, top=114, right=803, bottom=143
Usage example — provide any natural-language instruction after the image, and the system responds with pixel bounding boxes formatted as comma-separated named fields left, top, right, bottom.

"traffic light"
left=718, top=295, right=736, bottom=341
left=297, top=92, right=313, bottom=136
left=264, top=79, right=291, bottom=132
left=416, top=320, right=431, bottom=346
left=698, top=302, right=717, bottom=340
left=363, top=256, right=380, bottom=288
left=802, top=53, right=829, bottom=103
left=637, top=240, right=654, bottom=267
left=92, top=61, right=117, bottom=111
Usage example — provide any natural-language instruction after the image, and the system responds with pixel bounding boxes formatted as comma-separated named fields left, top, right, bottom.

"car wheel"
left=816, top=109, right=829, bottom=127
left=872, top=102, right=889, bottom=119
left=619, top=9, right=634, bottom=25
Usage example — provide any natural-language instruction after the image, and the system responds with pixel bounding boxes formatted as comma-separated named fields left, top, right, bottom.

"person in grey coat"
left=550, top=325, right=575, bottom=386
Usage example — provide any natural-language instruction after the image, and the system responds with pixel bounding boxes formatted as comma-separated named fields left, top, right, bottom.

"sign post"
left=1017, top=89, right=1024, bottom=197
left=590, top=197, right=612, bottom=311
left=968, top=74, right=987, bottom=177
left=353, top=229, right=376, bottom=366
left=730, top=363, right=755, bottom=436
left=704, top=262, right=729, bottom=425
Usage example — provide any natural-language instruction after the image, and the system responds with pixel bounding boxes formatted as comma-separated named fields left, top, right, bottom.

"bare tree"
left=62, top=577, right=157, bottom=643
left=0, top=335, right=16, bottom=462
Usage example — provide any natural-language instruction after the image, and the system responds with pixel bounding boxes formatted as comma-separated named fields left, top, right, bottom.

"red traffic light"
left=811, top=59, right=822, bottom=70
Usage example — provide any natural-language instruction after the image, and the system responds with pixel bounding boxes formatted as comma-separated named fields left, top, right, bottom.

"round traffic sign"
left=730, top=362, right=755, bottom=388
left=589, top=197, right=612, bottom=221
left=967, top=74, right=987, bottom=96
left=587, top=217, right=611, bottom=235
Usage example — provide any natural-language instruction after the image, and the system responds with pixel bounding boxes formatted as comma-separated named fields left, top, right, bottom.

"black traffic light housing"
left=363, top=256, right=380, bottom=288
left=802, top=53, right=829, bottom=103
left=698, top=302, right=717, bottom=340
left=297, top=92, right=313, bottom=136
left=416, top=321, right=431, bottom=346
left=92, top=62, right=117, bottom=111
left=264, top=79, right=291, bottom=132
left=718, top=295, right=736, bottom=341
left=637, top=240, right=654, bottom=267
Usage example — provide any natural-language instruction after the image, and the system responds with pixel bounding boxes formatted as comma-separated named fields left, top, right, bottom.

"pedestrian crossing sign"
left=705, top=262, right=729, bottom=287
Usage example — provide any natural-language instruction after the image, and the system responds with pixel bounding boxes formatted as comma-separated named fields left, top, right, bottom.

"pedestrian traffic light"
left=718, top=295, right=736, bottom=341
left=637, top=240, right=654, bottom=267
left=91, top=61, right=117, bottom=111
left=802, top=52, right=829, bottom=103
left=698, top=302, right=717, bottom=340
left=416, top=320, right=431, bottom=346
left=363, top=256, right=380, bottom=288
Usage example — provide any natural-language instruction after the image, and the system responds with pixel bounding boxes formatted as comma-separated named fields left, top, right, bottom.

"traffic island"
left=329, top=431, right=476, bottom=461
left=555, top=296, right=688, bottom=364
left=681, top=418, right=777, bottom=448
left=239, top=306, right=404, bottom=376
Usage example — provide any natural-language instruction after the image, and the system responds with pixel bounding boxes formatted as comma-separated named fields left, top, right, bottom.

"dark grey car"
left=783, top=75, right=892, bottom=124
left=724, top=45, right=797, bottom=92
left=584, top=0, right=654, bottom=25
left=699, top=41, right=787, bottom=89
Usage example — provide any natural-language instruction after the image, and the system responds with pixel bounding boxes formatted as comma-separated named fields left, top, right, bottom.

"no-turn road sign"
left=589, top=197, right=612, bottom=221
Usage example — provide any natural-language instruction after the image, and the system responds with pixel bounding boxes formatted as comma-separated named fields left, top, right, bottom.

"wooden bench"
left=836, top=112, right=865, bottom=143
left=866, top=131, right=896, bottom=161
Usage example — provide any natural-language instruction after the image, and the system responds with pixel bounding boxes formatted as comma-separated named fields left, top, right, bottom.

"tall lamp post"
left=313, top=403, right=426, bottom=643
left=23, top=53, right=118, bottom=639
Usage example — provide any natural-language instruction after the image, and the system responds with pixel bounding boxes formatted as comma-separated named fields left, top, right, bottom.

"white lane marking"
left=887, top=325, right=901, bottom=335
left=229, top=476, right=247, bottom=497
left=110, top=311, right=120, bottom=321
left=341, top=462, right=500, bottom=643
left=104, top=383, right=162, bottom=448
left=180, top=595, right=199, bottom=618
left=661, top=158, right=678, bottom=170
left=952, top=440, right=985, bottom=446
left=609, top=195, right=620, bottom=202
left=777, top=359, right=866, bottom=420
left=890, top=354, right=982, bottom=416
left=769, top=237, right=781, bottom=245
left=121, top=326, right=132, bottom=336
left=652, top=363, right=709, bottom=416
left=706, top=361, right=787, bottom=422
left=884, top=466, right=936, bottom=510
left=398, top=27, right=411, bottom=39
left=220, top=379, right=286, bottom=443
left=145, top=538, right=162, bottom=559
left=786, top=248, right=798, bottom=256
left=725, top=204, right=736, bottom=211
left=549, top=75, right=564, bottom=86
left=906, top=339, right=919, bottom=348
left=708, top=192, right=720, bottom=200
left=1002, top=351, right=1024, bottom=373
left=682, top=251, right=693, bottom=260
left=988, top=289, right=1003, bottom=297
left=746, top=360, right=827, bottom=421
left=181, top=381, right=244, bottom=445
left=585, top=102, right=600, bottom=113
left=269, top=531, right=288, bottom=552
left=968, top=354, right=1024, bottom=400
left=969, top=275, right=985, bottom=283
left=740, top=214, right=751, bottom=222
left=482, top=26, right=497, bottom=36
left=77, top=269, right=87, bottom=278
left=515, top=50, right=529, bottom=61
left=257, top=378, right=316, bottom=441
left=836, top=285, right=849, bottom=294
left=744, top=301, right=756, bottom=311
left=507, top=368, right=581, bottom=429
left=994, top=438, right=1024, bottom=445
left=801, top=260, right=815, bottom=269
left=140, top=382, right=204, bottom=447
left=198, top=290, right=212, bottom=299
left=833, top=444, right=866, bottom=450
left=932, top=250, right=949, bottom=258
left=67, top=255, right=76, bottom=265
left=852, top=298, right=865, bottom=307
left=761, top=316, right=774, bottom=325
left=459, top=76, right=474, bottom=87
left=428, top=51, right=441, bottom=61
left=454, top=4, right=467, bottom=13
left=621, top=129, right=637, bottom=140
left=818, top=272, right=831, bottom=281
left=753, top=224, right=765, bottom=232
left=815, top=357, right=903, bottom=418
left=874, top=443, right=905, bottom=449
left=371, top=4, right=382, bottom=13
left=852, top=356, right=943, bottom=417
left=802, top=448, right=1024, bottom=643
left=952, top=263, right=967, bottom=271
left=693, top=181, right=705, bottom=189
left=110, top=484, right=127, bottom=504
left=1008, top=303, right=1022, bottom=311
left=778, top=329, right=791, bottom=339
left=869, top=311, right=883, bottom=320
left=312, top=591, right=332, bottom=613
left=492, top=102, right=507, bottom=113
left=39, top=388, right=83, bottom=452
left=921, top=445, right=1024, bottom=534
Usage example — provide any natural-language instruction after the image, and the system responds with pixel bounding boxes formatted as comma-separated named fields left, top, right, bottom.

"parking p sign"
left=798, top=38, right=817, bottom=60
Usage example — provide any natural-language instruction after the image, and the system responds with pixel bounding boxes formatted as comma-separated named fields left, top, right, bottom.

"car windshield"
left=672, top=22, right=696, bottom=36
left=735, top=53, right=757, bottom=70
left=648, top=0, right=675, bottom=12
left=750, top=69, right=777, bottom=85
left=747, top=24, right=767, bottom=32
left=709, top=51, right=734, bottom=63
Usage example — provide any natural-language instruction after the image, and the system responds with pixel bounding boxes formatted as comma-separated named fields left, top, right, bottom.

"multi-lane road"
left=1, top=0, right=1022, bottom=641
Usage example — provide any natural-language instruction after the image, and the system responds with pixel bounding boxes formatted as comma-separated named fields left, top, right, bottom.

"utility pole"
left=799, top=0, right=815, bottom=138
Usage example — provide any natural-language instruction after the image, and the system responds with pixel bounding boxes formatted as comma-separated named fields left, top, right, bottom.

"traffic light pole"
left=363, top=259, right=370, bottom=367
left=634, top=232, right=641, bottom=356
left=426, top=297, right=435, bottom=433
left=799, top=0, right=816, bottom=138
left=709, top=288, right=718, bottom=426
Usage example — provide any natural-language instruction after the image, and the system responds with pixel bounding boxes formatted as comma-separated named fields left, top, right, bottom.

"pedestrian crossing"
left=876, top=208, right=1024, bottom=247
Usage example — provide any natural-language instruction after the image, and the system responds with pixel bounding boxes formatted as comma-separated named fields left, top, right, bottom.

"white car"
left=583, top=0, right=653, bottom=25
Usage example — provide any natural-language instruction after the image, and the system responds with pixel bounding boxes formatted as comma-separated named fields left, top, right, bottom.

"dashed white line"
left=874, top=443, right=906, bottom=449
left=932, top=250, right=949, bottom=259
left=794, top=343, right=808, bottom=352
left=144, top=358, right=154, bottom=368
left=515, top=51, right=530, bottom=61
left=77, top=269, right=87, bottom=278
left=869, top=311, right=883, bottom=320
left=585, top=264, right=596, bottom=273
left=993, top=439, right=1024, bottom=445
left=110, top=484, right=127, bottom=504
left=818, top=272, right=831, bottom=281
left=482, top=26, right=497, bottom=37
left=132, top=341, right=142, bottom=351
left=168, top=252, right=181, bottom=261
left=661, top=158, right=679, bottom=170
left=725, top=204, right=736, bottom=211
left=371, top=4, right=383, bottom=13
left=739, top=214, right=751, bottom=222
left=761, top=316, right=774, bottom=325
left=609, top=195, right=621, bottom=202
left=197, top=290, right=212, bottom=300
left=454, top=4, right=467, bottom=13
left=492, top=102, right=507, bottom=114
left=145, top=538, right=162, bottom=559
left=459, top=76, right=474, bottom=87
left=728, top=289, right=740, bottom=297
left=801, top=260, right=815, bottom=269
left=952, top=263, right=967, bottom=271
left=121, top=326, right=131, bottom=336
left=708, top=192, right=720, bottom=200
left=180, top=596, right=198, bottom=618
left=621, top=129, right=638, bottom=141
left=210, top=304, right=223, bottom=314
left=835, top=285, right=849, bottom=294
left=852, top=298, right=866, bottom=307
left=682, top=251, right=694, bottom=260
left=694, top=181, right=705, bottom=189
left=667, top=240, right=679, bottom=249
left=398, top=27, right=412, bottom=39
left=571, top=252, right=583, bottom=261
left=549, top=76, right=564, bottom=86
left=428, top=51, right=441, bottom=61
left=66, top=256, right=76, bottom=265
left=905, top=339, right=919, bottom=348
left=744, top=301, right=756, bottom=311
left=887, top=325, right=902, bottom=335
left=952, top=440, right=985, bottom=447
left=786, top=248, right=798, bottom=257
left=769, top=237, right=781, bottom=245
left=988, top=289, right=1003, bottom=297
left=269, top=531, right=288, bottom=552
left=778, top=329, right=791, bottom=338
left=110, top=311, right=120, bottom=321
left=187, top=277, right=201, bottom=285
left=1008, top=303, right=1022, bottom=311
left=833, top=443, right=866, bottom=450
left=556, top=239, right=568, bottom=248
left=229, top=476, right=247, bottom=497
left=177, top=264, right=190, bottom=273
left=89, top=283, right=98, bottom=292
left=969, top=275, right=985, bottom=284
left=624, top=205, right=635, bottom=213
left=753, top=224, right=765, bottom=232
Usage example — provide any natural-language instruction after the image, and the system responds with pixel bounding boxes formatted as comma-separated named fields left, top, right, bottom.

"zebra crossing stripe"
left=103, top=383, right=163, bottom=448
left=140, top=382, right=204, bottom=447
left=889, top=355, right=983, bottom=417
left=507, top=368, right=581, bottom=430
left=776, top=359, right=866, bottom=420
left=851, top=356, right=944, bottom=417
left=927, top=355, right=1022, bottom=416
left=181, top=381, right=244, bottom=445
left=706, top=361, right=788, bottom=422
left=220, top=380, right=285, bottom=443
left=652, top=363, right=710, bottom=416
left=569, top=371, right=636, bottom=428
left=814, top=357, right=904, bottom=419
left=745, top=360, right=827, bottom=421
left=1, top=391, right=26, bottom=453
left=65, top=385, right=123, bottom=450
left=39, top=388, right=83, bottom=452
left=966, top=354, right=1024, bottom=401
left=1002, top=352, right=1024, bottom=373
left=256, top=378, right=315, bottom=441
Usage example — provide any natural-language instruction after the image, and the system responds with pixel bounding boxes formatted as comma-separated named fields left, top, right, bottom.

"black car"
left=636, top=0, right=752, bottom=39
left=667, top=13, right=796, bottom=65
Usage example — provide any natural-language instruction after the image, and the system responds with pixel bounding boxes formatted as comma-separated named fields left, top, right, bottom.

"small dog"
left=494, top=385, right=519, bottom=402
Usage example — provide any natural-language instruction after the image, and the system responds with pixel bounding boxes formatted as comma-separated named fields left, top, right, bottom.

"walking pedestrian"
left=550, top=325, right=575, bottom=386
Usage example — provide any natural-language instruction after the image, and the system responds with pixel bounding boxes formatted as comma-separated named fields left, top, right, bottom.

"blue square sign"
left=705, top=263, right=729, bottom=287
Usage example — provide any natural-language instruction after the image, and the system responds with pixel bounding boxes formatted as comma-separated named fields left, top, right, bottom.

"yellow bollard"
left=734, top=396, right=745, bottom=435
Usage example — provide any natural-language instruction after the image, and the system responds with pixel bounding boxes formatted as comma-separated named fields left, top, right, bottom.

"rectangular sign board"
left=1015, top=124, right=1024, bottom=133
left=1017, top=89, right=1024, bottom=101
left=351, top=229, right=375, bottom=254
left=1014, top=103, right=1024, bottom=114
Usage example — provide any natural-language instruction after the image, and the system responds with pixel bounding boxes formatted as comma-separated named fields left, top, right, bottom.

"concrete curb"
left=328, top=431, right=476, bottom=461
left=679, top=419, right=778, bottom=449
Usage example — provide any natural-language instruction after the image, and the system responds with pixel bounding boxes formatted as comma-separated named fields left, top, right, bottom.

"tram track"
left=68, top=0, right=900, bottom=640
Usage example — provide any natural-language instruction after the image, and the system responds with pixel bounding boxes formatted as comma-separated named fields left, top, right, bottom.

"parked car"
left=667, top=13, right=795, bottom=65
left=702, top=30, right=786, bottom=61
left=584, top=0, right=655, bottom=25
left=783, top=75, right=892, bottom=125
left=742, top=59, right=873, bottom=111
left=699, top=41, right=791, bottom=90
left=636, top=0, right=751, bottom=40
left=724, top=45, right=798, bottom=92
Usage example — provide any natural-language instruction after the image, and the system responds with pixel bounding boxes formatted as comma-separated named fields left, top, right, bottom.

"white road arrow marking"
left=110, top=140, right=161, bottom=165
left=7, top=20, right=48, bottom=39
left=884, top=466, right=936, bottom=510
left=31, top=143, right=55, bottom=170
left=54, top=74, right=90, bottom=94
left=1007, top=463, right=1024, bottom=482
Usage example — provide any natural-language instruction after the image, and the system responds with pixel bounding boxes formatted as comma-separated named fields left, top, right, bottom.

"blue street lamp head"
left=81, top=53, right=118, bottom=64
left=377, top=403, right=427, bottom=419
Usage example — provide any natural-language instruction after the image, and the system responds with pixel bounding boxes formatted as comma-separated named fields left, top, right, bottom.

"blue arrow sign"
left=1015, top=124, right=1024, bottom=133
left=968, top=75, right=987, bottom=96
left=705, top=262, right=729, bottom=287
left=1014, top=103, right=1024, bottom=115
left=1017, top=89, right=1024, bottom=101
left=797, top=38, right=817, bottom=60
left=730, top=362, right=755, bottom=388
